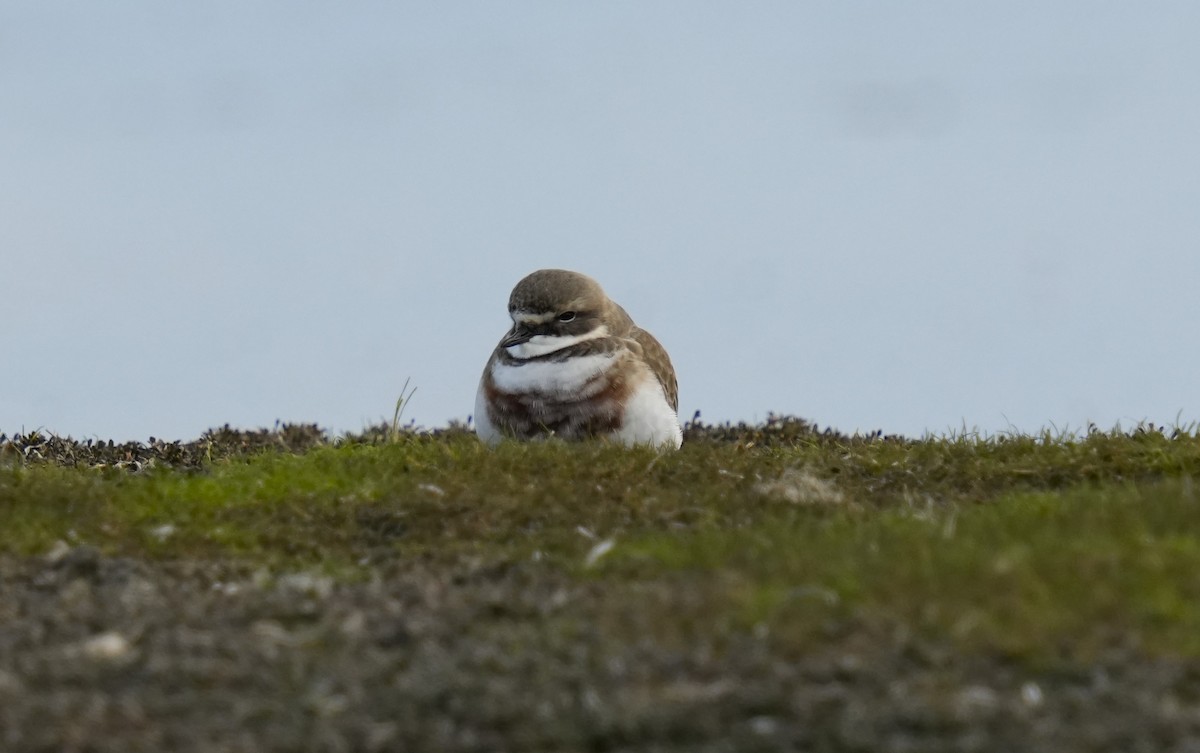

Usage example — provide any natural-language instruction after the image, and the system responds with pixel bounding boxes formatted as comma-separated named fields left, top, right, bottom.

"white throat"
left=505, top=325, right=608, bottom=360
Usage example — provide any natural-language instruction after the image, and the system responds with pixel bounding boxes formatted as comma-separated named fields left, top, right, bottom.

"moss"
left=2, top=419, right=1199, bottom=660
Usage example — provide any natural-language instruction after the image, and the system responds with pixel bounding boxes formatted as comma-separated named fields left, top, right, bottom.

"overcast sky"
left=3, top=3, right=1198, bottom=441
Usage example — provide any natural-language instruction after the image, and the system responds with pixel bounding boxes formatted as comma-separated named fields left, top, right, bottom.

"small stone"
left=1020, top=682, right=1044, bottom=708
left=150, top=524, right=176, bottom=541
left=44, top=540, right=72, bottom=564
left=277, top=572, right=333, bottom=599
left=251, top=620, right=293, bottom=645
left=83, top=631, right=132, bottom=661
left=955, top=685, right=999, bottom=718
left=836, top=653, right=862, bottom=675
left=340, top=610, right=367, bottom=637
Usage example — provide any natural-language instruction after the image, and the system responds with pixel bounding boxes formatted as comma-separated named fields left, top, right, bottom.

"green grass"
left=3, top=424, right=1200, bottom=661
left=603, top=479, right=1200, bottom=659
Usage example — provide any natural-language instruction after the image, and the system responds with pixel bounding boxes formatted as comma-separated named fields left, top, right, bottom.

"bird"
left=474, top=269, right=682, bottom=449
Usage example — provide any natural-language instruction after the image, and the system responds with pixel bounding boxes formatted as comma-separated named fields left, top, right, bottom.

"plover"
left=474, top=269, right=682, bottom=449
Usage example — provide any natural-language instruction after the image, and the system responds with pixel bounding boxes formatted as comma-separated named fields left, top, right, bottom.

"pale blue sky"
left=4, top=3, right=1198, bottom=440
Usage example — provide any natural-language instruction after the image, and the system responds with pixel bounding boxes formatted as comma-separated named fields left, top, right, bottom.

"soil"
left=3, top=546, right=1199, bottom=753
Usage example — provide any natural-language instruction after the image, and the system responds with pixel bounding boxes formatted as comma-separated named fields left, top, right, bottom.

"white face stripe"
left=504, top=325, right=608, bottom=360
left=512, top=311, right=555, bottom=325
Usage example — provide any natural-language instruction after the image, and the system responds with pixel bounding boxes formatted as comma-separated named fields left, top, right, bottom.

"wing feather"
left=626, top=328, right=678, bottom=413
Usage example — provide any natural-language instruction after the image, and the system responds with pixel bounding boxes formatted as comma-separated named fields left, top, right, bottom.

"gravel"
left=3, top=547, right=1200, bottom=752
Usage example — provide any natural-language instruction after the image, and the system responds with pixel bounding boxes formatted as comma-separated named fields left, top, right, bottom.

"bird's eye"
left=557, top=311, right=576, bottom=322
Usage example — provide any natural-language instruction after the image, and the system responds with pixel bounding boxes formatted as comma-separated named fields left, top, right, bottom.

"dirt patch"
left=3, top=548, right=1199, bottom=752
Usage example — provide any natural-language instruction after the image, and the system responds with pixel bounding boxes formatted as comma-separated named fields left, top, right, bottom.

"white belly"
left=610, top=378, right=683, bottom=449
left=473, top=377, right=501, bottom=444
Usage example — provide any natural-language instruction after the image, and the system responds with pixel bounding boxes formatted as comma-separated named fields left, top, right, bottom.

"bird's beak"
left=501, top=325, right=534, bottom=348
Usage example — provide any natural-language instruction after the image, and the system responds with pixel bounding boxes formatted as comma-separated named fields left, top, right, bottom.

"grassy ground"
left=2, top=419, right=1199, bottom=751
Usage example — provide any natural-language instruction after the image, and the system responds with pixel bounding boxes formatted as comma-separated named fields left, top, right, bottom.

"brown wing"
left=627, top=327, right=679, bottom=413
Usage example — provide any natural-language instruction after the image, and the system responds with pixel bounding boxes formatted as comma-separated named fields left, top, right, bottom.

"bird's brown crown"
left=507, top=269, right=607, bottom=316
